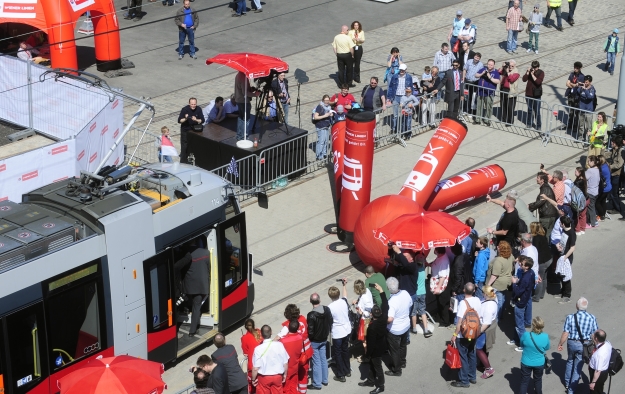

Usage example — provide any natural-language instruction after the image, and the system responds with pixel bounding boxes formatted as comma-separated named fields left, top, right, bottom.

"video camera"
left=608, top=124, right=625, bottom=142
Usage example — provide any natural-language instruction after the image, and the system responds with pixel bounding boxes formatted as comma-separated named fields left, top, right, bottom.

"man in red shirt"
left=331, top=84, right=356, bottom=110
left=281, top=320, right=306, bottom=394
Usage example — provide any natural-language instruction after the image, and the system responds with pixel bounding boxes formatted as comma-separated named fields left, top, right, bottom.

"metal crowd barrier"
left=173, top=384, right=196, bottom=394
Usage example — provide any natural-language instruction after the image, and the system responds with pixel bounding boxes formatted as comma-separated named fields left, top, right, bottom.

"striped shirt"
left=433, top=50, right=456, bottom=73
left=506, top=6, right=522, bottom=31
left=563, top=310, right=598, bottom=341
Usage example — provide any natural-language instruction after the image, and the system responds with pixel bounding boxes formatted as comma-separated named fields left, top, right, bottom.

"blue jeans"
left=178, top=27, right=195, bottom=57
left=457, top=338, right=477, bottom=385
left=391, top=95, right=402, bottom=131
left=310, top=341, right=328, bottom=388
left=607, top=52, right=616, bottom=73
left=315, top=127, right=329, bottom=159
left=236, top=0, right=245, bottom=15
left=567, top=0, right=577, bottom=20
left=236, top=101, right=251, bottom=140
left=495, top=290, right=505, bottom=319
left=332, top=335, right=350, bottom=377
left=514, top=305, right=526, bottom=345
left=565, top=339, right=583, bottom=394
left=525, top=297, right=532, bottom=326
left=474, top=281, right=485, bottom=301
left=545, top=6, right=562, bottom=29
left=526, top=97, right=542, bottom=129
left=507, top=29, right=519, bottom=52
left=402, top=115, right=412, bottom=135
left=519, top=362, right=544, bottom=394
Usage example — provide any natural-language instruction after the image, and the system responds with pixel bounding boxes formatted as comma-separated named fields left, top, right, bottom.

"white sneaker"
left=576, top=231, right=582, bottom=236
left=515, top=347, right=524, bottom=352
left=527, top=48, right=533, bottom=53
left=580, top=230, right=585, bottom=234
left=535, top=50, right=539, bottom=54
left=506, top=340, right=516, bottom=346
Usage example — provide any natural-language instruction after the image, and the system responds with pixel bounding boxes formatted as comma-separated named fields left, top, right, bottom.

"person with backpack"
left=529, top=173, right=559, bottom=237
left=604, top=28, right=620, bottom=76
left=450, top=282, right=482, bottom=388
left=312, top=95, right=334, bottom=160
left=477, top=286, right=498, bottom=379
left=588, top=329, right=612, bottom=394
left=507, top=256, right=536, bottom=351
left=518, top=316, right=550, bottom=394
left=306, top=293, right=333, bottom=390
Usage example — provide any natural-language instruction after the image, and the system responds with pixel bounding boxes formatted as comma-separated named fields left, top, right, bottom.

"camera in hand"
left=175, top=294, right=188, bottom=306
left=502, top=62, right=510, bottom=76
left=369, top=283, right=377, bottom=288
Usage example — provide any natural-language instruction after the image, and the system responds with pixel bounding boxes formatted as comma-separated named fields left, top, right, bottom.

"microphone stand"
left=295, top=83, right=301, bottom=129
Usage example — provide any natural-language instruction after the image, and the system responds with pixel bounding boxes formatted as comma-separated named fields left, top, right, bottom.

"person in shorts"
left=411, top=251, right=432, bottom=338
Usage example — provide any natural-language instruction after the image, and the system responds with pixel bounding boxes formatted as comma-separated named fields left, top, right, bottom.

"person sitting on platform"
left=263, top=92, right=278, bottom=121
left=17, top=41, right=45, bottom=64
left=224, top=94, right=239, bottom=118
left=204, top=97, right=226, bottom=125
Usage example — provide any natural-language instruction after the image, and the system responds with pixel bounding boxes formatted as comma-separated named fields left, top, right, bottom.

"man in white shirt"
left=252, top=325, right=289, bottom=393
left=588, top=329, right=612, bottom=394
left=451, top=283, right=482, bottom=388
left=385, top=277, right=412, bottom=377
left=327, top=283, right=351, bottom=382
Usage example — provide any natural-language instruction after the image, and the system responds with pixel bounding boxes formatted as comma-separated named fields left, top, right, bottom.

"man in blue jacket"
left=508, top=256, right=536, bottom=351
left=576, top=75, right=596, bottom=138
left=386, top=64, right=413, bottom=133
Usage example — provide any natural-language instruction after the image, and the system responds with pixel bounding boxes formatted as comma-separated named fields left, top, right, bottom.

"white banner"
left=0, top=140, right=76, bottom=203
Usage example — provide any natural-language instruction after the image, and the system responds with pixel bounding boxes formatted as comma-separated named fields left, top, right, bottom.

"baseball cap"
left=465, top=18, right=471, bottom=25
left=614, top=28, right=620, bottom=34
left=399, top=64, right=407, bottom=71
left=456, top=10, right=462, bottom=15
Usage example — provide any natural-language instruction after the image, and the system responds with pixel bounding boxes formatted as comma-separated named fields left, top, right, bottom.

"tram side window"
left=5, top=304, right=47, bottom=392
left=46, top=281, right=102, bottom=369
left=223, top=225, right=244, bottom=295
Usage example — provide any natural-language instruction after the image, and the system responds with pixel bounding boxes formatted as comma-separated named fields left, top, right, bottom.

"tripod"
left=251, top=76, right=290, bottom=140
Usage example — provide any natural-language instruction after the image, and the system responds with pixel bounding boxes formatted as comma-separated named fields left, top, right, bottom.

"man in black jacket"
left=449, top=243, right=466, bottom=307
left=358, top=283, right=388, bottom=394
left=209, top=334, right=248, bottom=394
left=174, top=239, right=209, bottom=337
left=196, top=356, right=229, bottom=394
left=271, top=72, right=290, bottom=124
left=306, top=293, right=333, bottom=390
left=178, top=97, right=205, bottom=163
left=528, top=173, right=558, bottom=236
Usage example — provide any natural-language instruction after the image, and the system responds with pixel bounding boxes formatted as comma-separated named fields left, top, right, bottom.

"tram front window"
left=223, top=224, right=243, bottom=295
left=46, top=281, right=102, bottom=369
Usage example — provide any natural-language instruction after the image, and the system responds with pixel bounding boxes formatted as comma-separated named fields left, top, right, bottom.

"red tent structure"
left=0, top=0, right=121, bottom=71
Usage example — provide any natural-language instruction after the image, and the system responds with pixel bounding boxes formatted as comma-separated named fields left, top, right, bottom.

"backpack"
left=460, top=300, right=481, bottom=340
left=609, top=348, right=623, bottom=376
left=311, top=106, right=319, bottom=124
left=570, top=184, right=586, bottom=212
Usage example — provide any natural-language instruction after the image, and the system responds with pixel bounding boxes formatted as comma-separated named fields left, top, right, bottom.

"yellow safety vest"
left=548, top=0, right=562, bottom=7
left=590, top=122, right=608, bottom=148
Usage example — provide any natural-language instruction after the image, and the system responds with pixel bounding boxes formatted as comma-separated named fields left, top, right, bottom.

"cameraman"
left=498, top=60, right=520, bottom=126
left=564, top=62, right=585, bottom=133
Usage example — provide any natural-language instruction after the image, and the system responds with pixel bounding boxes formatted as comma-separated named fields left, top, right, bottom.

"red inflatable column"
left=398, top=117, right=467, bottom=206
left=424, top=164, right=508, bottom=211
left=338, top=111, right=375, bottom=245
left=91, top=5, right=122, bottom=72
left=331, top=120, right=346, bottom=205
left=41, top=0, right=77, bottom=71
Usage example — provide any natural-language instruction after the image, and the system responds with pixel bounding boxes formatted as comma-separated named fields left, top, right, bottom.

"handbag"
left=357, top=318, right=366, bottom=342
left=529, top=332, right=552, bottom=370
left=574, top=313, right=595, bottom=363
left=445, top=344, right=462, bottom=369
left=192, top=123, right=204, bottom=132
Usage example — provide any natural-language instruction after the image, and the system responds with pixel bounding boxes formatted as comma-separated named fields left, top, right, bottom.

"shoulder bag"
left=574, top=313, right=595, bottom=363
left=529, top=332, right=551, bottom=371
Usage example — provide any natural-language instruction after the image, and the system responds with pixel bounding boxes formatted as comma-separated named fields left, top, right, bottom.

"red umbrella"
left=205, top=52, right=289, bottom=78
left=373, top=211, right=470, bottom=250
left=58, top=355, right=166, bottom=394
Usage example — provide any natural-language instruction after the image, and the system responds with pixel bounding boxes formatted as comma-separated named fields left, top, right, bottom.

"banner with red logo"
left=398, top=118, right=467, bottom=206
left=338, top=111, right=375, bottom=241
left=0, top=140, right=76, bottom=202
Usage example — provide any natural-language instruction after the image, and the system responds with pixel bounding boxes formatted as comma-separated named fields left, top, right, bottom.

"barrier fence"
left=126, top=86, right=613, bottom=195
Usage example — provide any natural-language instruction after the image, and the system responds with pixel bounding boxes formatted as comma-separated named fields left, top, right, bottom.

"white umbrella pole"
left=236, top=73, right=254, bottom=148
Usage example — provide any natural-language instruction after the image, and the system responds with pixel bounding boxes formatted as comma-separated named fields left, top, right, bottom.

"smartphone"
left=369, top=283, right=376, bottom=288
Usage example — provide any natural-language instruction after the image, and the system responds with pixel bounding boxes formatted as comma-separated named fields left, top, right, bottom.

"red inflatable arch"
left=0, top=0, right=121, bottom=71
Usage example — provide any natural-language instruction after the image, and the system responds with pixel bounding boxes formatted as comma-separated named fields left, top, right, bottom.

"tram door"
left=218, top=212, right=249, bottom=329
left=2, top=302, right=49, bottom=394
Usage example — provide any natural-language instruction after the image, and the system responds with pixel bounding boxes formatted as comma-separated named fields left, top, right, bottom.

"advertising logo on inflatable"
left=1, top=0, right=37, bottom=18
left=68, top=0, right=95, bottom=13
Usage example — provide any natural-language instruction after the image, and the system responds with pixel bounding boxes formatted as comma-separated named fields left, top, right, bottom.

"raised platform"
left=187, top=117, right=308, bottom=186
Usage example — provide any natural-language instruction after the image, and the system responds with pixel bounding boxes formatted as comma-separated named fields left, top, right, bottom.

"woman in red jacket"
left=241, top=318, right=262, bottom=393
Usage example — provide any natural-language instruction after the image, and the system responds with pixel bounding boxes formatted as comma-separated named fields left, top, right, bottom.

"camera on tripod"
left=608, top=124, right=625, bottom=142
